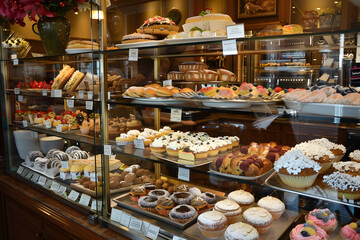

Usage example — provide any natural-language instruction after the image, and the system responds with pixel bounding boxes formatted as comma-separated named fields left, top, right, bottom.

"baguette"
left=52, top=65, right=75, bottom=89
left=65, top=70, right=85, bottom=92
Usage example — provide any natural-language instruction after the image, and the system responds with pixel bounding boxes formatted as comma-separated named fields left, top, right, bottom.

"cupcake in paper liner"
left=274, top=150, right=321, bottom=188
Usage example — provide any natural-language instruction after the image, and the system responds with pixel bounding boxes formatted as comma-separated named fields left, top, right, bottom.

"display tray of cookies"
left=183, top=209, right=299, bottom=240
left=113, top=184, right=225, bottom=229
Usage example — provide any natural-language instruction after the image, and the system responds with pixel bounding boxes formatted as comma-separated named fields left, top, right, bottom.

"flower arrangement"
left=0, top=0, right=87, bottom=26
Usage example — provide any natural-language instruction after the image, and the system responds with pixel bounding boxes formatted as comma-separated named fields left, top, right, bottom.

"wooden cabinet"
left=43, top=223, right=76, bottom=240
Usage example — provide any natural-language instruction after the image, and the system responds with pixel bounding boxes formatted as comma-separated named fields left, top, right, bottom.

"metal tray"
left=184, top=209, right=299, bottom=240
left=70, top=182, right=135, bottom=198
left=133, top=97, right=187, bottom=106
left=284, top=100, right=360, bottom=118
left=163, top=36, right=226, bottom=45
left=202, top=99, right=252, bottom=109
left=115, top=40, right=166, bottom=49
left=21, top=162, right=57, bottom=179
left=265, top=172, right=360, bottom=208
left=210, top=166, right=274, bottom=180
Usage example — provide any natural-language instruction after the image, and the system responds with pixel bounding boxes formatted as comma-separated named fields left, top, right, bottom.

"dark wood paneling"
left=43, top=223, right=76, bottom=240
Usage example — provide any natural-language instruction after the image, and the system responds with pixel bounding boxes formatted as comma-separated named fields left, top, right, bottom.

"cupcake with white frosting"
left=349, top=150, right=360, bottom=163
left=257, top=196, right=285, bottom=220
left=225, top=222, right=259, bottom=240
left=243, top=207, right=273, bottom=235
left=227, top=190, right=254, bottom=211
left=308, top=138, right=346, bottom=162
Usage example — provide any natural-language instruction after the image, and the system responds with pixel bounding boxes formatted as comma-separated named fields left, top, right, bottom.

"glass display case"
left=1, top=29, right=360, bottom=240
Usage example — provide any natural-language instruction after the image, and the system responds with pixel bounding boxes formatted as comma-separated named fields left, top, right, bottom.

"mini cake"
left=197, top=211, right=228, bottom=238
left=203, top=140, right=220, bottom=157
left=350, top=150, right=360, bottom=163
left=170, top=192, right=194, bottom=205
left=306, top=208, right=337, bottom=233
left=341, top=221, right=360, bottom=240
left=214, top=199, right=242, bottom=224
left=149, top=139, right=166, bottom=153
left=166, top=141, right=185, bottom=157
left=130, top=186, right=146, bottom=202
left=26, top=151, right=44, bottom=167
left=200, top=192, right=217, bottom=207
left=143, top=184, right=156, bottom=194
left=156, top=197, right=174, bottom=216
left=224, top=222, right=259, bottom=240
left=227, top=190, right=255, bottom=211
left=189, top=144, right=210, bottom=159
left=243, top=207, right=273, bottom=235
left=122, top=33, right=157, bottom=43
left=169, top=205, right=197, bottom=222
left=274, top=150, right=321, bottom=188
left=176, top=184, right=189, bottom=192
left=189, top=187, right=202, bottom=197
left=308, top=138, right=346, bottom=162
left=292, top=142, right=335, bottom=174
left=257, top=196, right=285, bottom=220
left=290, top=221, right=327, bottom=240
left=65, top=146, right=81, bottom=155
left=148, top=189, right=170, bottom=199
left=190, top=196, right=208, bottom=213
left=138, top=196, right=158, bottom=213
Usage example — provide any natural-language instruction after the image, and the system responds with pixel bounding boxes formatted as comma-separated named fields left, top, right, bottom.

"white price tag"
left=44, top=180, right=53, bottom=189
left=22, top=120, right=28, bottom=127
left=120, top=212, right=132, bottom=227
left=178, top=167, right=190, bottom=182
left=129, top=48, right=138, bottom=61
left=16, top=166, right=24, bottom=175
left=91, top=200, right=102, bottom=211
left=129, top=218, right=143, bottom=232
left=133, top=139, right=145, bottom=149
left=107, top=92, right=111, bottom=100
left=61, top=161, right=69, bottom=169
left=14, top=88, right=20, bottom=94
left=51, top=89, right=55, bottom=97
left=38, top=176, right=47, bottom=186
left=42, top=89, right=47, bottom=96
left=31, top=173, right=40, bottom=182
left=146, top=224, right=160, bottom=240
left=57, top=186, right=67, bottom=196
left=50, top=181, right=60, bottom=192
left=86, top=101, right=93, bottom=110
left=13, top=58, right=18, bottom=65
left=222, top=39, right=238, bottom=56
left=90, top=172, right=97, bottom=182
left=25, top=171, right=33, bottom=179
left=163, top=80, right=172, bottom=86
left=18, top=95, right=23, bottom=102
left=11, top=54, right=17, bottom=60
left=110, top=208, right=123, bottom=223
left=170, top=108, right=182, bottom=122
left=31, top=131, right=38, bottom=139
left=67, top=99, right=74, bottom=108
left=21, top=169, right=29, bottom=177
left=79, top=194, right=91, bottom=206
left=56, top=124, right=62, bottom=132
left=173, top=237, right=187, bottom=240
left=104, top=145, right=112, bottom=156
left=45, top=120, right=52, bottom=129
left=78, top=90, right=84, bottom=98
left=67, top=190, right=80, bottom=201
left=55, top=89, right=62, bottom=98
left=141, top=221, right=150, bottom=235
left=87, top=91, right=93, bottom=99
left=226, top=24, right=245, bottom=39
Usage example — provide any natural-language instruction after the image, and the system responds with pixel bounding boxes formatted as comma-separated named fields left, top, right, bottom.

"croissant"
left=323, top=93, right=344, bottom=104
left=299, top=90, right=327, bottom=103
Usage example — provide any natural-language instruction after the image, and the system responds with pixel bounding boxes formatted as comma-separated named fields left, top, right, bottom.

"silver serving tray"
left=184, top=209, right=299, bottom=240
left=202, top=99, right=252, bottom=109
left=151, top=152, right=213, bottom=168
left=163, top=36, right=226, bottom=45
left=210, top=166, right=274, bottom=180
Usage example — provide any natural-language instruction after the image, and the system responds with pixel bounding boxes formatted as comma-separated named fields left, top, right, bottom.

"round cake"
left=156, top=197, right=174, bottom=216
left=305, top=208, right=337, bottom=233
left=214, top=199, right=242, bottom=224
left=138, top=196, right=158, bottom=212
left=197, top=210, right=228, bottom=238
left=169, top=205, right=197, bottom=222
left=243, top=207, right=273, bottom=235
left=122, top=33, right=157, bottom=44
left=224, top=222, right=259, bottom=240
left=148, top=189, right=170, bottom=198
left=257, top=196, right=285, bottom=220
left=170, top=192, right=194, bottom=205
left=227, top=190, right=254, bottom=211
left=137, top=16, right=179, bottom=36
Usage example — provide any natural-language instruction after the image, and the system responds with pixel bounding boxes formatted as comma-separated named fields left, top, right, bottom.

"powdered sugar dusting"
left=228, top=190, right=254, bottom=205
left=293, top=142, right=335, bottom=160
left=257, top=196, right=285, bottom=212
left=323, top=172, right=360, bottom=191
left=225, top=222, right=259, bottom=240
left=350, top=150, right=360, bottom=161
left=333, top=161, right=360, bottom=172
left=243, top=207, right=273, bottom=224
left=274, top=150, right=321, bottom=175
left=215, top=199, right=241, bottom=211
left=197, top=211, right=227, bottom=228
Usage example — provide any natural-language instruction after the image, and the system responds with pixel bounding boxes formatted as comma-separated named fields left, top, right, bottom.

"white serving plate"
left=163, top=36, right=226, bottom=45
left=210, top=166, right=274, bottom=180
left=65, top=48, right=95, bottom=54
left=115, top=40, right=166, bottom=49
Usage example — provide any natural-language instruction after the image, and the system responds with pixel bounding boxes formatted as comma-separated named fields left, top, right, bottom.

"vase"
left=32, top=16, right=70, bottom=56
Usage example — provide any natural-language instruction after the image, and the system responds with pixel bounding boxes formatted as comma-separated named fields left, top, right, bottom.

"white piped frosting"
left=150, top=139, right=165, bottom=148
left=189, top=144, right=210, bottom=153
left=127, top=130, right=140, bottom=136
left=308, top=138, right=346, bottom=153
left=293, top=142, right=335, bottom=160
left=225, top=222, right=259, bottom=240
left=323, top=171, right=360, bottom=191
left=350, top=150, right=360, bottom=161
left=274, top=150, right=321, bottom=175
left=227, top=190, right=254, bottom=205
left=333, top=161, right=360, bottom=172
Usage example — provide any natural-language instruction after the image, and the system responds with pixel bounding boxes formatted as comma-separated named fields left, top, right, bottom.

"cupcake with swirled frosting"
left=305, top=208, right=337, bottom=233
left=290, top=221, right=327, bottom=240
left=341, top=221, right=360, bottom=240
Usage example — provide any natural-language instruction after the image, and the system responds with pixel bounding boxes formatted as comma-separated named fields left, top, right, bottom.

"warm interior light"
left=292, top=6, right=295, bottom=9
left=334, top=1, right=339, bottom=3
left=75, top=12, right=78, bottom=15
left=316, top=7, right=321, bottom=10
left=91, top=10, right=104, bottom=20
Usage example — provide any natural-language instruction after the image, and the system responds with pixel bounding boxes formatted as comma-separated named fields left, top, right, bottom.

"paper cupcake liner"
left=268, top=209, right=285, bottom=220
left=198, top=225, right=226, bottom=238
left=277, top=172, right=318, bottom=188
left=333, top=154, right=344, bottom=162
left=318, top=162, right=332, bottom=174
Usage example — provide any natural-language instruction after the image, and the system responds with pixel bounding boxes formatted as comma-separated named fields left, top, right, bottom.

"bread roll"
left=341, top=93, right=360, bottom=105
left=52, top=65, right=75, bottom=89
left=155, top=87, right=172, bottom=97
left=65, top=70, right=85, bottom=92
left=217, top=69, right=237, bottom=82
left=323, top=93, right=344, bottom=104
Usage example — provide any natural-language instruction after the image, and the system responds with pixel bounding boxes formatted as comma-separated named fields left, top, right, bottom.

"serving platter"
left=210, top=166, right=274, bottom=180
left=151, top=152, right=213, bottom=168
left=115, top=40, right=166, bottom=49
left=71, top=182, right=135, bottom=198
left=65, top=48, right=95, bottom=54
left=163, top=36, right=226, bottom=45
left=201, top=99, right=252, bottom=109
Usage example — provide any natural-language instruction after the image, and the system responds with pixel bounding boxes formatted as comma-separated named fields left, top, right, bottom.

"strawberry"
left=61, top=112, right=66, bottom=116
left=257, top=85, right=264, bottom=89
left=49, top=80, right=54, bottom=85
left=72, top=113, right=77, bottom=117
left=241, top=82, right=248, bottom=86
left=288, top=88, right=294, bottom=92
left=40, top=111, right=46, bottom=115
left=55, top=116, right=60, bottom=120
left=61, top=119, right=67, bottom=124
left=66, top=110, right=72, bottom=115
left=274, top=87, right=282, bottom=93
left=45, top=116, right=50, bottom=120
left=37, top=114, right=42, bottom=118
left=47, top=107, right=53, bottom=113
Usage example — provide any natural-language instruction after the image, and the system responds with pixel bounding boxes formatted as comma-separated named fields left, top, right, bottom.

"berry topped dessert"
left=341, top=221, right=360, bottom=240
left=137, top=16, right=179, bottom=36
left=289, top=220, right=327, bottom=240
left=306, top=208, right=337, bottom=233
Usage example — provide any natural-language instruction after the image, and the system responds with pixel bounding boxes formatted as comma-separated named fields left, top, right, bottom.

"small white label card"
left=51, top=89, right=55, bottom=97
left=129, top=48, right=138, bottom=61
left=14, top=88, right=20, bottom=94
left=356, top=33, right=360, bottom=63
left=110, top=208, right=123, bottom=223
left=38, top=176, right=47, bottom=186
left=91, top=200, right=102, bottom=211
left=104, top=145, right=112, bottom=156
left=31, top=173, right=40, bottom=182
left=173, top=236, right=187, bottom=240
left=54, top=89, right=62, bottom=98
left=50, top=181, right=60, bottom=192
left=86, top=101, right=93, bottom=110
left=18, top=95, right=23, bottom=102
left=56, top=124, right=62, bottom=133
left=44, top=180, right=53, bottom=189
left=146, top=224, right=160, bottom=240
left=11, top=54, right=17, bottom=60
left=170, top=108, right=182, bottom=122
left=226, top=23, right=245, bottom=39
left=45, top=119, right=52, bottom=129
left=222, top=39, right=238, bottom=56
left=129, top=217, right=143, bottom=232
left=87, top=91, right=93, bottom=99
left=67, top=190, right=80, bottom=202
left=67, top=99, right=74, bottom=108
left=178, top=167, right=190, bottom=182
left=133, top=139, right=145, bottom=149
left=21, top=169, right=29, bottom=177
left=25, top=171, right=33, bottom=179
left=78, top=90, right=84, bottom=98
left=61, top=161, right=69, bottom=169
left=141, top=221, right=150, bottom=235
left=57, top=186, right=67, bottom=196
left=16, top=166, right=24, bottom=175
left=22, top=120, right=28, bottom=127
left=42, top=89, right=47, bottom=96
left=120, top=212, right=132, bottom=227
left=108, top=91, right=111, bottom=100
left=79, top=193, right=91, bottom=206
left=13, top=58, right=18, bottom=65
left=31, top=131, right=38, bottom=138
left=163, top=80, right=172, bottom=86
left=90, top=172, right=97, bottom=182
